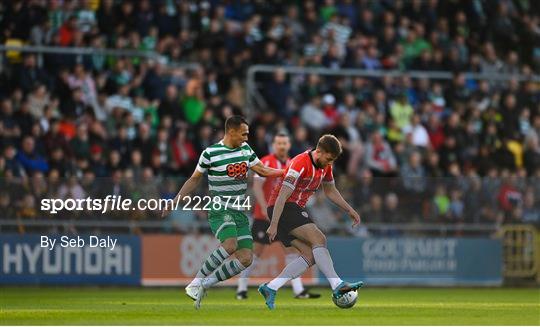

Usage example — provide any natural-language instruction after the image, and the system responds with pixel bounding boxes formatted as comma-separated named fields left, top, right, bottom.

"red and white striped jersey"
left=268, top=150, right=334, bottom=208
left=253, top=153, right=290, bottom=220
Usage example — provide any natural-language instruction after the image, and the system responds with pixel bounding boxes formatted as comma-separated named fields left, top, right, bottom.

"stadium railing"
left=0, top=44, right=200, bottom=72
left=245, top=64, right=540, bottom=120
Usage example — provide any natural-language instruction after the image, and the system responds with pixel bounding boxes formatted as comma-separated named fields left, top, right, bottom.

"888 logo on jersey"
left=226, top=162, right=248, bottom=179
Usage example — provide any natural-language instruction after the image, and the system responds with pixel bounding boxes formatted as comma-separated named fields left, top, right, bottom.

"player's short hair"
left=317, top=134, right=342, bottom=157
left=225, top=115, right=248, bottom=132
left=273, top=131, right=290, bottom=142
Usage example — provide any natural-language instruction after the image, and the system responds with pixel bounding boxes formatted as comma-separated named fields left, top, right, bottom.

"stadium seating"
left=0, top=0, right=539, bottom=232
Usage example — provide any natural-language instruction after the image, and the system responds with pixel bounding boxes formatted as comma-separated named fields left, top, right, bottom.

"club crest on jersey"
left=223, top=214, right=232, bottom=222
left=301, top=211, right=308, bottom=217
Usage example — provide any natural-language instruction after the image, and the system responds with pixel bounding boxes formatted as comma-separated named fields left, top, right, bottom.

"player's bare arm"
left=322, top=182, right=361, bottom=226
left=253, top=176, right=269, bottom=219
left=251, top=162, right=285, bottom=177
left=266, top=184, right=295, bottom=241
left=161, top=169, right=203, bottom=218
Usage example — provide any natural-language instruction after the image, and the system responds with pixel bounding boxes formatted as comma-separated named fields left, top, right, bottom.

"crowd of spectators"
left=0, top=0, right=539, bottom=234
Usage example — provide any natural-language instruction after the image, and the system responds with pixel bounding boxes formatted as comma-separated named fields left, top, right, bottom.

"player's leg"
left=199, top=246, right=252, bottom=290
left=259, top=203, right=314, bottom=308
left=185, top=210, right=238, bottom=300
left=200, top=211, right=253, bottom=290
left=236, top=219, right=269, bottom=299
left=284, top=246, right=321, bottom=299
left=290, top=223, right=340, bottom=288
left=290, top=223, right=363, bottom=297
left=259, top=238, right=314, bottom=309
left=266, top=239, right=314, bottom=291
left=236, top=242, right=264, bottom=298
left=188, top=239, right=234, bottom=287
left=285, top=247, right=305, bottom=295
left=192, top=223, right=246, bottom=309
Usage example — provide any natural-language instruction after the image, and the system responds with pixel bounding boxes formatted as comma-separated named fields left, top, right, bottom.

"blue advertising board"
left=0, top=234, right=140, bottom=285
left=327, top=237, right=503, bottom=286
left=0, top=234, right=502, bottom=286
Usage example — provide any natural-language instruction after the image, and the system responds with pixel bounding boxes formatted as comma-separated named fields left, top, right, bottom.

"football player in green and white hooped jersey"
left=162, top=116, right=284, bottom=309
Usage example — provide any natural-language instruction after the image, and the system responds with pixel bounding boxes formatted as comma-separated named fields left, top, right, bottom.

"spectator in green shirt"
left=182, top=76, right=205, bottom=125
left=402, top=27, right=432, bottom=67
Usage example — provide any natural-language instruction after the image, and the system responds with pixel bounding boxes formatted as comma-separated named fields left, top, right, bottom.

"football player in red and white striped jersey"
left=236, top=132, right=320, bottom=300
left=259, top=134, right=363, bottom=310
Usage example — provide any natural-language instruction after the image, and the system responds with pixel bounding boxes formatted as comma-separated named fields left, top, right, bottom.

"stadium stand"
left=0, top=0, right=539, bottom=234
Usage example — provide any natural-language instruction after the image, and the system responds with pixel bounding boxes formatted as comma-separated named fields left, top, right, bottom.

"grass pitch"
left=0, top=286, right=538, bottom=325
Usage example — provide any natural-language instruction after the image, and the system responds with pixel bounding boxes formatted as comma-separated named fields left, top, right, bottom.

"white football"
left=332, top=290, right=358, bottom=309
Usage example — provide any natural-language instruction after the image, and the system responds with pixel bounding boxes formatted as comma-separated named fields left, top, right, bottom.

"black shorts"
left=267, top=203, right=314, bottom=247
left=251, top=219, right=271, bottom=245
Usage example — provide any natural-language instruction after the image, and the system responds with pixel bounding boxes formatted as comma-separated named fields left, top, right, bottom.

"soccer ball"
left=332, top=290, right=358, bottom=309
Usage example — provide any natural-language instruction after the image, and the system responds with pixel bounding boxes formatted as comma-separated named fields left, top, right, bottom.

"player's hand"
left=348, top=209, right=361, bottom=227
left=266, top=223, right=278, bottom=242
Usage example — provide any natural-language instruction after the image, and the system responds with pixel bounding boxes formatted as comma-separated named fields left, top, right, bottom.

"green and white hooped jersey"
left=196, top=141, right=260, bottom=211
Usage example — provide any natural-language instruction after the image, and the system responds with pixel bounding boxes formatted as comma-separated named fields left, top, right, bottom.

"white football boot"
left=185, top=280, right=201, bottom=301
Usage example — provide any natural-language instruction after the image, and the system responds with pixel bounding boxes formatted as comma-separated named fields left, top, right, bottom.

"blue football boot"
left=332, top=280, right=364, bottom=298
left=258, top=283, right=277, bottom=310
